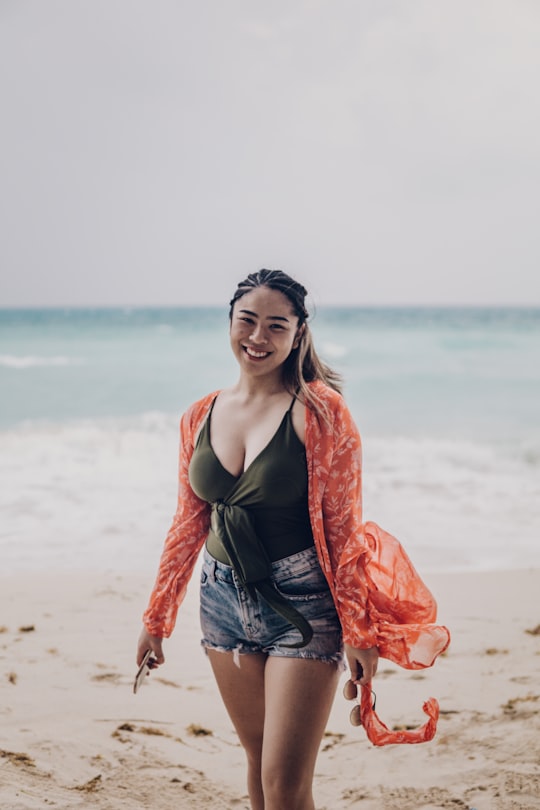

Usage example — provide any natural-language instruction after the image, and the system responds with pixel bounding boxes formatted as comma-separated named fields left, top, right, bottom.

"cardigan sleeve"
left=142, top=406, right=211, bottom=637
left=312, top=394, right=378, bottom=649
left=309, top=386, right=450, bottom=664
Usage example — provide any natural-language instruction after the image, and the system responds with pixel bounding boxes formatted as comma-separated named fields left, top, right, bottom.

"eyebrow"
left=238, top=308, right=290, bottom=323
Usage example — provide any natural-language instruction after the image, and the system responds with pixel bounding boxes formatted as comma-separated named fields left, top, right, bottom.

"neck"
left=233, top=371, right=289, bottom=401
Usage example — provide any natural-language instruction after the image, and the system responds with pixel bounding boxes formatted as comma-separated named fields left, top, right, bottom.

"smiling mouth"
left=243, top=346, right=270, bottom=359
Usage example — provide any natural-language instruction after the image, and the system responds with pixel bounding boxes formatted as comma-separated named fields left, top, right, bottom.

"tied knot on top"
left=210, top=499, right=313, bottom=648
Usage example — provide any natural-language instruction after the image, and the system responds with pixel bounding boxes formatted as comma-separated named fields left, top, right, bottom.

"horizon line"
left=1, top=302, right=540, bottom=311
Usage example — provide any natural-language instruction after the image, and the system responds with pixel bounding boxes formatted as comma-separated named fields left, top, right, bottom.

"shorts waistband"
left=203, top=543, right=319, bottom=581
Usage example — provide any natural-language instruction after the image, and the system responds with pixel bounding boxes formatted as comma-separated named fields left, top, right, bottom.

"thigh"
left=206, top=649, right=267, bottom=756
left=262, top=657, right=340, bottom=779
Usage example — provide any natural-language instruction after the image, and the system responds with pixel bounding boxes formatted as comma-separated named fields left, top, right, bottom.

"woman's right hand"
left=137, top=626, right=165, bottom=667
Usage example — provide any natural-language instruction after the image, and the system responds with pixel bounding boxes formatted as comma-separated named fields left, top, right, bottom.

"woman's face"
left=230, top=286, right=302, bottom=377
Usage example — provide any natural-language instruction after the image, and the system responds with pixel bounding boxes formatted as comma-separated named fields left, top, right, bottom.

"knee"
left=262, top=763, right=312, bottom=809
left=246, top=747, right=262, bottom=773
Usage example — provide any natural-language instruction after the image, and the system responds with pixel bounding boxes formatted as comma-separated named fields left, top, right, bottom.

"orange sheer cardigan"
left=143, top=381, right=450, bottom=670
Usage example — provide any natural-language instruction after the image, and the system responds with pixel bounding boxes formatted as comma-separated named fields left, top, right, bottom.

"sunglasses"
left=343, top=679, right=376, bottom=726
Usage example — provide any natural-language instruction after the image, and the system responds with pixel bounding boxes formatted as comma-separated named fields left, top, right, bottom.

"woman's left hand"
left=344, top=643, right=379, bottom=685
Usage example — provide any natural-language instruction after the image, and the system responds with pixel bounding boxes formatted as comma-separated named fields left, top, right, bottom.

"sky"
left=1, top=0, right=539, bottom=307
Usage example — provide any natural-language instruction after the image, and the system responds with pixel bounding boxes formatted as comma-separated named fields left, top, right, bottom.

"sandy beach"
left=1, top=567, right=539, bottom=810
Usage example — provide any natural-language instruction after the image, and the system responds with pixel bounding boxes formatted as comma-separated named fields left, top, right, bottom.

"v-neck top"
left=188, top=395, right=314, bottom=562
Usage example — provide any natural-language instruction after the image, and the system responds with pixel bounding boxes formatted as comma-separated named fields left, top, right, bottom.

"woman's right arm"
left=140, top=407, right=211, bottom=642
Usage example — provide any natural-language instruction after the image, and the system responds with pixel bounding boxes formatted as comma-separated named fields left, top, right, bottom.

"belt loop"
left=210, top=559, right=217, bottom=582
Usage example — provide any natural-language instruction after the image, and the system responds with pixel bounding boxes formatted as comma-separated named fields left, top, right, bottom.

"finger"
left=151, top=643, right=165, bottom=665
left=358, top=662, right=377, bottom=685
left=350, top=662, right=364, bottom=684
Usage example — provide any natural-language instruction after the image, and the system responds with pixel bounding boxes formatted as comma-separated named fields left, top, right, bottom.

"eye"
left=239, top=316, right=254, bottom=324
left=270, top=324, right=285, bottom=330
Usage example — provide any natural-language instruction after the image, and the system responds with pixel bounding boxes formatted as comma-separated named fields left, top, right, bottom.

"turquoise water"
left=1, top=306, right=539, bottom=439
left=1, top=306, right=539, bottom=573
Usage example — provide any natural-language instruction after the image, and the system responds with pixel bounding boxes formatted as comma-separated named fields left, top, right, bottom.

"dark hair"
left=229, top=269, right=342, bottom=418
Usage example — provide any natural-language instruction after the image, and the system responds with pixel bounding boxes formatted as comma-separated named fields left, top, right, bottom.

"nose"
left=249, top=323, right=268, bottom=344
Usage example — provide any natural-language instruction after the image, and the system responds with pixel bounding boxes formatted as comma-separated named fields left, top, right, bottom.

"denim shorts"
left=200, top=544, right=344, bottom=665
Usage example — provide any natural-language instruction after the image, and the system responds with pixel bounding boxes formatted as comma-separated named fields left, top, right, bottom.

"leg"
left=261, top=657, right=340, bottom=810
left=206, top=649, right=267, bottom=809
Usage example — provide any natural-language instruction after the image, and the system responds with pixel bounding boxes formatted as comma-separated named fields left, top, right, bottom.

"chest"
left=210, top=397, right=304, bottom=477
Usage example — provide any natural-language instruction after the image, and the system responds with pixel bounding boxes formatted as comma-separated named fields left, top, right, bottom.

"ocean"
left=1, top=306, right=539, bottom=575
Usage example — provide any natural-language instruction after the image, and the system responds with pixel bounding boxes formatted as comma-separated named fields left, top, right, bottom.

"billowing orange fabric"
left=143, top=381, right=450, bottom=744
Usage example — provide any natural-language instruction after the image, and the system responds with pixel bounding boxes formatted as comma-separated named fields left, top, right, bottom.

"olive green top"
left=189, top=395, right=314, bottom=563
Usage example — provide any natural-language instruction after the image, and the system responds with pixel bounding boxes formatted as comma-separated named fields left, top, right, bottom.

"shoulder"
left=305, top=380, right=359, bottom=442
left=180, top=391, right=221, bottom=440
left=306, top=380, right=343, bottom=408
left=305, top=380, right=351, bottom=422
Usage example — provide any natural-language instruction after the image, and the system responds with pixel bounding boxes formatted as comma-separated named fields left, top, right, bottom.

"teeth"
left=246, top=347, right=268, bottom=358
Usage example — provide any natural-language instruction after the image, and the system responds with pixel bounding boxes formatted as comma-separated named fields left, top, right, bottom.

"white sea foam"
left=0, top=355, right=84, bottom=369
left=1, top=415, right=538, bottom=575
left=1, top=307, right=539, bottom=573
left=362, top=436, right=540, bottom=572
left=320, top=341, right=348, bottom=359
left=0, top=414, right=179, bottom=575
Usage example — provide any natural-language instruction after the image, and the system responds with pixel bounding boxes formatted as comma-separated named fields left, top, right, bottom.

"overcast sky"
left=1, top=0, right=539, bottom=307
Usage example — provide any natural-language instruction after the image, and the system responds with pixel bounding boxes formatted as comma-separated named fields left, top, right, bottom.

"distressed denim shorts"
left=200, top=544, right=344, bottom=665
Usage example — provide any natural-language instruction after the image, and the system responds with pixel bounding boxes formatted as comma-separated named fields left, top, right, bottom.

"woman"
left=137, top=269, right=381, bottom=809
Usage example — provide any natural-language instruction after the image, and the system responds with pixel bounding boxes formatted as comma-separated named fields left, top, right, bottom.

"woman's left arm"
left=315, top=395, right=379, bottom=660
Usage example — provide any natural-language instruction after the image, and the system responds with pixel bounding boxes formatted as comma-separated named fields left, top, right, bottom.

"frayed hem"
left=269, top=652, right=346, bottom=670
left=201, top=640, right=345, bottom=670
left=201, top=641, right=256, bottom=667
